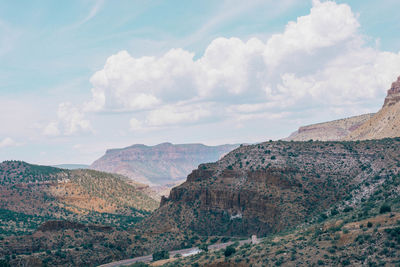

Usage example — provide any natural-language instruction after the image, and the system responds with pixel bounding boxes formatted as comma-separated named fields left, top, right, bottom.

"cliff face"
left=383, top=76, right=400, bottom=107
left=143, top=139, right=400, bottom=237
left=285, top=75, right=400, bottom=142
left=284, top=114, right=374, bottom=141
left=345, top=75, right=400, bottom=140
left=90, top=143, right=238, bottom=186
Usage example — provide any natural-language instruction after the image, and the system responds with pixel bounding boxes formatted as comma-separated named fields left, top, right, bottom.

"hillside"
left=285, top=75, right=400, bottom=142
left=345, top=76, right=400, bottom=140
left=2, top=139, right=400, bottom=266
left=90, top=142, right=238, bottom=186
left=0, top=161, right=158, bottom=237
left=284, top=113, right=374, bottom=141
left=143, top=138, right=400, bottom=238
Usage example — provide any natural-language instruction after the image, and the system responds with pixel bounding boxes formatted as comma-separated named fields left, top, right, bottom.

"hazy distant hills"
left=90, top=142, right=238, bottom=186
left=52, top=164, right=89, bottom=170
left=285, top=75, right=400, bottom=142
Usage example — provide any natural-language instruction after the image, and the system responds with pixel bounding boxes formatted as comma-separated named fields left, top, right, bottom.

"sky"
left=1, top=0, right=400, bottom=165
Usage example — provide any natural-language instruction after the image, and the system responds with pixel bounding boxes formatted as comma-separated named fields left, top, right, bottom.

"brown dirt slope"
left=284, top=113, right=374, bottom=141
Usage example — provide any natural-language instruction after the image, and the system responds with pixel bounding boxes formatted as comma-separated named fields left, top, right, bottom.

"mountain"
left=178, top=178, right=400, bottom=266
left=143, top=138, right=400, bottom=238
left=2, top=138, right=399, bottom=266
left=90, top=142, right=238, bottom=186
left=345, top=75, right=400, bottom=140
left=52, top=164, right=90, bottom=169
left=285, top=75, right=400, bottom=142
left=0, top=161, right=158, bottom=237
left=284, top=113, right=374, bottom=141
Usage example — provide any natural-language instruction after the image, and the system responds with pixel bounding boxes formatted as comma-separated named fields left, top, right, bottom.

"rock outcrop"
left=383, top=76, right=400, bottom=107
left=141, top=139, right=400, bottom=237
left=345, top=75, right=400, bottom=140
left=285, top=75, right=400, bottom=142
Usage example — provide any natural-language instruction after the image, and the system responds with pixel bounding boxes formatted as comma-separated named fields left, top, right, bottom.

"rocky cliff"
left=383, top=76, right=400, bottom=107
left=345, top=75, right=400, bottom=140
left=90, top=143, right=238, bottom=186
left=285, top=75, right=400, bottom=142
left=143, top=138, right=400, bottom=237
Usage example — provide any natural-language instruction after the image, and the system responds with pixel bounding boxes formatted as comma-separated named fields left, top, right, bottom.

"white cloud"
left=43, top=122, right=60, bottom=137
left=77, top=0, right=400, bottom=132
left=44, top=102, right=92, bottom=136
left=264, top=0, right=360, bottom=67
left=0, top=137, right=18, bottom=148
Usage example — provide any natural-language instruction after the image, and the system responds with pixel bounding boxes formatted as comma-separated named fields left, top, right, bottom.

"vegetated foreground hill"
left=0, top=161, right=158, bottom=237
left=285, top=75, right=400, bottom=142
left=173, top=172, right=400, bottom=266
left=284, top=113, right=374, bottom=141
left=90, top=142, right=238, bottom=186
left=144, top=138, right=400, bottom=238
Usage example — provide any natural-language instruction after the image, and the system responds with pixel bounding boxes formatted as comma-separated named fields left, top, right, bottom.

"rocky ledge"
left=383, top=75, right=400, bottom=107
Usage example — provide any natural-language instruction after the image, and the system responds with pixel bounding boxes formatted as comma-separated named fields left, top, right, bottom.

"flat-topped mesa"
left=383, top=75, right=400, bottom=107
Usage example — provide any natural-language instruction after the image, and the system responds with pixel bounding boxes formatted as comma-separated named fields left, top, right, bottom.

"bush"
left=152, top=250, right=169, bottom=261
left=224, top=246, right=236, bottom=257
left=199, top=243, right=208, bottom=252
left=330, top=209, right=339, bottom=216
left=0, top=259, right=10, bottom=267
left=130, top=263, right=149, bottom=267
left=380, top=204, right=391, bottom=214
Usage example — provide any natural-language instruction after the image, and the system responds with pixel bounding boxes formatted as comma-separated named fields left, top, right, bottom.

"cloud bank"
left=0, top=137, right=18, bottom=148
left=50, top=0, right=400, bottom=134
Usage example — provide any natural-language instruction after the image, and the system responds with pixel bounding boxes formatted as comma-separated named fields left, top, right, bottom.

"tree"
left=199, top=243, right=208, bottom=252
left=380, top=204, right=391, bottom=214
left=152, top=250, right=169, bottom=261
left=224, top=245, right=236, bottom=257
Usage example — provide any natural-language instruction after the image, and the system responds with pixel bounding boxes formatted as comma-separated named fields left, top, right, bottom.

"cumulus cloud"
left=44, top=102, right=92, bottom=136
left=77, top=0, right=400, bottom=132
left=0, top=137, right=18, bottom=148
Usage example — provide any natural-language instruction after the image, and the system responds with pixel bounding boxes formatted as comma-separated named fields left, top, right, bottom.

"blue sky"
left=1, top=0, right=400, bottom=165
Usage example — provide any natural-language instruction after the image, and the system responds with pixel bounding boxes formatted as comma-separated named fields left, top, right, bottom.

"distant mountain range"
left=52, top=164, right=89, bottom=169
left=285, top=75, right=400, bottom=141
left=90, top=142, right=238, bottom=187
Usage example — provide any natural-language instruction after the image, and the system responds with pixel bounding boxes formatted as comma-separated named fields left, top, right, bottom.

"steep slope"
left=90, top=142, right=238, bottom=186
left=0, top=161, right=158, bottom=237
left=174, top=165, right=400, bottom=266
left=285, top=75, right=400, bottom=142
left=345, top=76, right=400, bottom=140
left=143, top=138, right=400, bottom=237
left=284, top=113, right=374, bottom=141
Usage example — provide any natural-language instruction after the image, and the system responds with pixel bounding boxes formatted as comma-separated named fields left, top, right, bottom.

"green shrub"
left=380, top=204, right=391, bottom=214
left=224, top=246, right=236, bottom=257
left=152, top=250, right=169, bottom=261
left=130, top=263, right=149, bottom=267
